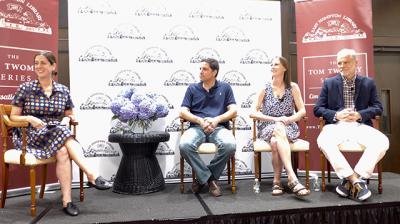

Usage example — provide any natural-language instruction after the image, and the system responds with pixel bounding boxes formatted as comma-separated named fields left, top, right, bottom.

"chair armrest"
left=373, top=116, right=380, bottom=130
left=70, top=120, right=79, bottom=126
left=318, top=117, right=325, bottom=131
left=1, top=115, right=29, bottom=128
left=249, top=114, right=258, bottom=120
left=250, top=116, right=308, bottom=140
left=179, top=117, right=186, bottom=134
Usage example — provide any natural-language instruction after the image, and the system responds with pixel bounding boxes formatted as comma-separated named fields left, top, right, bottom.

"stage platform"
left=1, top=172, right=400, bottom=224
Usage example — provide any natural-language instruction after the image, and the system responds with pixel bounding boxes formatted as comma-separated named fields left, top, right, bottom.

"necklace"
left=272, top=83, right=285, bottom=99
left=42, top=85, right=53, bottom=97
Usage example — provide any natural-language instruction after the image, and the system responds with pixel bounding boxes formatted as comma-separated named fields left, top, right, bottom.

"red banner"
left=0, top=0, right=59, bottom=190
left=295, top=0, right=374, bottom=170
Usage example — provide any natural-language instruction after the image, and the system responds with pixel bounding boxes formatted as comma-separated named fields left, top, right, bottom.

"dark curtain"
left=110, top=202, right=400, bottom=224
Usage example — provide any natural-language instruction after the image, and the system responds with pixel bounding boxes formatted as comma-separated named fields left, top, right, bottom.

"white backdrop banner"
left=68, top=0, right=281, bottom=183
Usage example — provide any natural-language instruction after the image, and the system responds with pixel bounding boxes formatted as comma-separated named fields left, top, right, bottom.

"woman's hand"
left=274, top=116, right=292, bottom=125
left=28, top=116, right=45, bottom=129
left=60, top=116, right=71, bottom=126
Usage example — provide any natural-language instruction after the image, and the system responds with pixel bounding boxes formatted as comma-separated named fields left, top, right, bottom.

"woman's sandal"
left=288, top=180, right=310, bottom=197
left=271, top=182, right=284, bottom=196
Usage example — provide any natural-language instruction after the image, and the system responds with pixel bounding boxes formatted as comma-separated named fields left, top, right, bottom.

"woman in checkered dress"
left=10, top=51, right=112, bottom=216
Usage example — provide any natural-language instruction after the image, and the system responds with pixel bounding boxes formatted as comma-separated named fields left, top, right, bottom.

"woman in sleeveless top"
left=250, top=56, right=310, bottom=197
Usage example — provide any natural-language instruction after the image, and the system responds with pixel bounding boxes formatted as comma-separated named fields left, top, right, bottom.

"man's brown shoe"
left=192, top=179, right=204, bottom=193
left=208, top=180, right=222, bottom=197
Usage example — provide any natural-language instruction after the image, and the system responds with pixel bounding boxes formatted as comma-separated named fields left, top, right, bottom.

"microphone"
left=279, top=95, right=285, bottom=102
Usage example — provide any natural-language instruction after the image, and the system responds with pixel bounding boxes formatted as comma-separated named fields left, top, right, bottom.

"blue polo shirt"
left=181, top=80, right=236, bottom=128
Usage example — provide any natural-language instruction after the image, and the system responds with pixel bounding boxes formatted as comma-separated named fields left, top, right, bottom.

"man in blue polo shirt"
left=179, top=58, right=237, bottom=197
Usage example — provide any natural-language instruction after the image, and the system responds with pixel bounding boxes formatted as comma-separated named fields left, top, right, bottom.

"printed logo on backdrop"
left=165, top=117, right=189, bottom=132
left=110, top=120, right=134, bottom=134
left=107, top=23, right=145, bottom=40
left=188, top=7, right=224, bottom=19
left=216, top=26, right=250, bottom=42
left=164, top=70, right=196, bottom=86
left=80, top=93, right=111, bottom=110
left=235, top=115, right=251, bottom=131
left=222, top=70, right=250, bottom=86
left=303, top=14, right=366, bottom=43
left=157, top=94, right=174, bottom=109
left=163, top=25, right=199, bottom=41
left=84, top=140, right=120, bottom=157
left=108, top=70, right=146, bottom=86
left=136, top=47, right=173, bottom=63
left=241, top=92, right=257, bottom=108
left=222, top=159, right=252, bottom=175
left=78, top=45, right=117, bottom=62
left=239, top=10, right=273, bottom=21
left=242, top=138, right=254, bottom=152
left=134, top=3, right=172, bottom=17
left=166, top=162, right=193, bottom=179
left=190, top=48, right=225, bottom=64
left=240, top=49, right=272, bottom=64
left=77, top=0, right=116, bottom=15
left=156, top=142, right=174, bottom=155
left=0, top=1, right=52, bottom=34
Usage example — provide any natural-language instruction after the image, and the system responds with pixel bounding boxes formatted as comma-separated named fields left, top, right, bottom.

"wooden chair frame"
left=0, top=104, right=84, bottom=216
left=179, top=118, right=236, bottom=194
left=318, top=116, right=383, bottom=194
left=250, top=116, right=310, bottom=190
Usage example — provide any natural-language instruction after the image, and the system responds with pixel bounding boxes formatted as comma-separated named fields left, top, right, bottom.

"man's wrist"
left=333, top=112, right=338, bottom=122
left=356, top=112, right=362, bottom=122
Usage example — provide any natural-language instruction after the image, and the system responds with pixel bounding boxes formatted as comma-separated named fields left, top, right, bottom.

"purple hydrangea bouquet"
left=110, top=88, right=169, bottom=133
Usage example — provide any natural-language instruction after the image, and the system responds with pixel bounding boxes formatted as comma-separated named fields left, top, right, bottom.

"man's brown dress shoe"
left=208, top=180, right=222, bottom=197
left=192, top=179, right=204, bottom=193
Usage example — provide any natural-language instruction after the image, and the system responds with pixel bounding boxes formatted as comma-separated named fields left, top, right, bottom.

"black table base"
left=109, top=132, right=170, bottom=195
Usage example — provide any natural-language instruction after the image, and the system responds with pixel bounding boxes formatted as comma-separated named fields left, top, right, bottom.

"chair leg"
left=327, top=161, right=331, bottom=183
left=30, top=167, right=36, bottom=217
left=39, top=165, right=47, bottom=199
left=254, top=152, right=259, bottom=182
left=292, top=152, right=299, bottom=177
left=320, top=152, right=326, bottom=192
left=227, top=160, right=231, bottom=184
left=180, top=156, right=184, bottom=193
left=231, top=156, right=236, bottom=193
left=257, top=152, right=262, bottom=180
left=378, top=161, right=382, bottom=194
left=305, top=151, right=310, bottom=190
left=0, top=163, right=9, bottom=208
left=79, top=168, right=84, bottom=202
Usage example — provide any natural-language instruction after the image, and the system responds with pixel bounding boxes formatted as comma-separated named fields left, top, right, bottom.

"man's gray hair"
left=337, top=48, right=357, bottom=60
